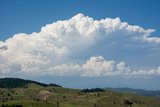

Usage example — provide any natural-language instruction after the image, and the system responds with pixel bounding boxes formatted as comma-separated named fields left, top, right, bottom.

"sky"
left=0, top=0, right=160, bottom=90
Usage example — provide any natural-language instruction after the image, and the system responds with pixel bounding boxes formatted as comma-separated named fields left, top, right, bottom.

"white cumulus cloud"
left=0, top=13, right=160, bottom=77
left=81, top=56, right=160, bottom=77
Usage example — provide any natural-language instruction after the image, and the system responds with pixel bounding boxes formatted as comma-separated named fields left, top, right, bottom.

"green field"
left=0, top=78, right=160, bottom=107
left=1, top=83, right=160, bottom=107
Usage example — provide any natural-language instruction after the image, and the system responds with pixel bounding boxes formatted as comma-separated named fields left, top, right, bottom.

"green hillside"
left=0, top=78, right=160, bottom=107
left=0, top=78, right=61, bottom=88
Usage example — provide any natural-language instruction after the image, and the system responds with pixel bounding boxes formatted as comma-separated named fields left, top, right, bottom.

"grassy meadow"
left=0, top=83, right=160, bottom=107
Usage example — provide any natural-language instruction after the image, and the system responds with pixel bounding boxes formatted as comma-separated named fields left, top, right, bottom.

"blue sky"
left=0, top=0, right=160, bottom=90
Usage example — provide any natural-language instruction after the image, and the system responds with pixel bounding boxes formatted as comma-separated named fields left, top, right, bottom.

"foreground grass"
left=0, top=84, right=160, bottom=107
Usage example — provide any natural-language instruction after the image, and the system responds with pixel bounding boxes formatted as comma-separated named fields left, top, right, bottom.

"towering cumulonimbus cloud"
left=0, top=13, right=160, bottom=77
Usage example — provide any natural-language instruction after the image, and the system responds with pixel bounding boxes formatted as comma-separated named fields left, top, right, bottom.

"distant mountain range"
left=105, top=87, right=160, bottom=97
